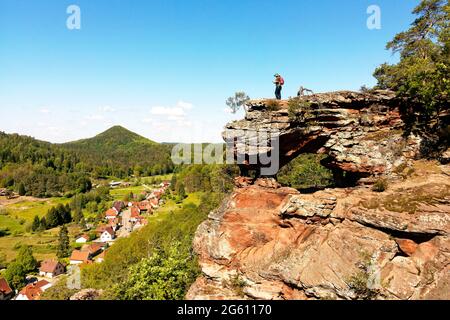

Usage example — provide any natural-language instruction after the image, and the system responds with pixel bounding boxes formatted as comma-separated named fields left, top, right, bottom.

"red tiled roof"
left=105, top=208, right=118, bottom=217
left=0, top=277, right=12, bottom=295
left=103, top=226, right=115, bottom=236
left=138, top=201, right=150, bottom=210
left=82, top=243, right=103, bottom=255
left=78, top=234, right=90, bottom=240
left=39, top=260, right=63, bottom=274
left=96, top=225, right=108, bottom=233
left=19, top=280, right=50, bottom=300
left=130, top=206, right=140, bottom=218
left=70, top=250, right=91, bottom=263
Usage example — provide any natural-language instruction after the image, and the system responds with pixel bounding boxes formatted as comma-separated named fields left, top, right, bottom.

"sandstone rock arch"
left=223, top=90, right=422, bottom=183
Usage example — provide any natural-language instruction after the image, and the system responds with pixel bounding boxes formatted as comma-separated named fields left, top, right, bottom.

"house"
left=0, top=277, right=13, bottom=300
left=107, top=217, right=121, bottom=231
left=113, top=201, right=125, bottom=213
left=81, top=243, right=104, bottom=257
left=39, top=260, right=65, bottom=278
left=105, top=208, right=119, bottom=220
left=130, top=206, right=140, bottom=220
left=96, top=225, right=108, bottom=234
left=138, top=201, right=152, bottom=212
left=75, top=234, right=90, bottom=244
left=69, top=250, right=92, bottom=265
left=16, top=280, right=52, bottom=300
left=109, top=181, right=122, bottom=188
left=160, top=181, right=170, bottom=188
left=100, top=227, right=115, bottom=242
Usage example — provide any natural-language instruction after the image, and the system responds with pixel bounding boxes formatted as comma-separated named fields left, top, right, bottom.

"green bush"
left=0, top=228, right=11, bottom=237
left=112, top=242, right=199, bottom=300
left=227, top=274, right=247, bottom=297
left=347, top=251, right=379, bottom=300
left=287, top=97, right=312, bottom=122
left=277, top=154, right=333, bottom=190
left=265, top=99, right=281, bottom=111
left=372, top=178, right=388, bottom=192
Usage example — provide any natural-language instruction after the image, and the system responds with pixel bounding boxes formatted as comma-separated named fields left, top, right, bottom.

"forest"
left=0, top=126, right=174, bottom=197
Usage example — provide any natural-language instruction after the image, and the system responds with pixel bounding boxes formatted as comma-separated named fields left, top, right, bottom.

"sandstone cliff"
left=187, top=91, right=450, bottom=300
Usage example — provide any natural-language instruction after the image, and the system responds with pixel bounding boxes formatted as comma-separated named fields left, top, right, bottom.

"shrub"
left=287, top=97, right=312, bottom=122
left=265, top=99, right=281, bottom=111
left=227, top=274, right=247, bottom=297
left=277, top=154, right=333, bottom=190
left=0, top=228, right=11, bottom=237
left=372, top=178, right=388, bottom=192
left=347, top=251, right=379, bottom=300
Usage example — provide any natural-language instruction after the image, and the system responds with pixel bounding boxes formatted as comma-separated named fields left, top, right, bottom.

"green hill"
left=61, top=126, right=173, bottom=178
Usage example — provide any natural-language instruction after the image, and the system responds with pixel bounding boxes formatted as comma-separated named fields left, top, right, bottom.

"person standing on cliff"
left=273, top=73, right=284, bottom=100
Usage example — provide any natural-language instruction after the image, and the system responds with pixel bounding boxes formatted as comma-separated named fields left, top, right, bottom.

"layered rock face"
left=188, top=91, right=449, bottom=300
left=223, top=90, right=421, bottom=178
left=187, top=164, right=450, bottom=300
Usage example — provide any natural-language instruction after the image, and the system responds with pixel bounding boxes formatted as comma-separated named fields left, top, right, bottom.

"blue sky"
left=0, top=0, right=418, bottom=143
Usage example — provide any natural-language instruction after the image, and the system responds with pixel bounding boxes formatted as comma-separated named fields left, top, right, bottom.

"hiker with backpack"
left=273, top=73, right=284, bottom=100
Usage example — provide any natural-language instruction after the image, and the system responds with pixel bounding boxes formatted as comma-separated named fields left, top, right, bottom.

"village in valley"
left=0, top=180, right=171, bottom=301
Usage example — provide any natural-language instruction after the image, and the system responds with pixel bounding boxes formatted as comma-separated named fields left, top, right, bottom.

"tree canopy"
left=374, top=0, right=449, bottom=142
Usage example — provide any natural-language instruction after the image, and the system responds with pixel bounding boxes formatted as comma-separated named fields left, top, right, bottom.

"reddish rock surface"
left=187, top=162, right=450, bottom=300
left=188, top=92, right=448, bottom=300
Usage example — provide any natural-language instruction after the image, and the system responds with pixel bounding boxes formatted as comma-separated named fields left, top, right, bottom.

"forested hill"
left=61, top=126, right=173, bottom=178
left=0, top=126, right=173, bottom=197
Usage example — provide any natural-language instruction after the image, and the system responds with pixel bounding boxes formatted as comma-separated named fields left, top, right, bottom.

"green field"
left=0, top=214, right=24, bottom=234
left=0, top=224, right=82, bottom=263
left=109, top=174, right=173, bottom=200
left=139, top=173, right=173, bottom=184
left=109, top=186, right=147, bottom=199
left=150, top=192, right=202, bottom=222
left=5, top=197, right=71, bottom=222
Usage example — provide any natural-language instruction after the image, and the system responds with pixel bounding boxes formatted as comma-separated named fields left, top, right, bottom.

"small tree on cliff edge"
left=226, top=92, right=250, bottom=114
left=373, top=0, right=449, bottom=133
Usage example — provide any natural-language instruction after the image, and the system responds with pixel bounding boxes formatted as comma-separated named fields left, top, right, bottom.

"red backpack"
left=279, top=77, right=285, bottom=85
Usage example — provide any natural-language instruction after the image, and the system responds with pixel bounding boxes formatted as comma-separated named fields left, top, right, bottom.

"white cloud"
left=150, top=106, right=186, bottom=117
left=223, top=107, right=233, bottom=114
left=100, top=106, right=115, bottom=112
left=176, top=100, right=193, bottom=110
left=85, top=114, right=105, bottom=121
left=39, top=108, right=50, bottom=114
left=142, top=118, right=153, bottom=124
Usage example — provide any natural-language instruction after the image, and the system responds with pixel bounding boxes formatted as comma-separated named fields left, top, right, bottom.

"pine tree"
left=46, top=207, right=59, bottom=228
left=18, top=183, right=26, bottom=196
left=31, top=215, right=41, bottom=232
left=57, top=225, right=70, bottom=258
left=73, top=209, right=84, bottom=224
left=177, top=183, right=187, bottom=200
left=39, top=217, right=47, bottom=231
